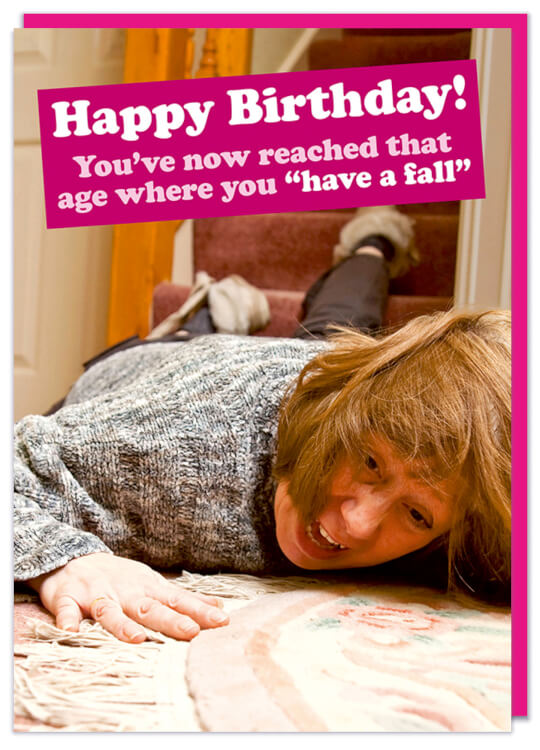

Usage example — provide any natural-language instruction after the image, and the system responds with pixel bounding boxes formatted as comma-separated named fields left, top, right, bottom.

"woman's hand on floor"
left=26, top=552, right=229, bottom=643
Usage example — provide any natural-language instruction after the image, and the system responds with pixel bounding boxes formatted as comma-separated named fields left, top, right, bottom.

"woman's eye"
left=408, top=507, right=433, bottom=530
left=365, top=455, right=379, bottom=473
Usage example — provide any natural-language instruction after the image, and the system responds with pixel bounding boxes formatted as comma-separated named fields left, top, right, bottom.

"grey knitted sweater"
left=14, top=335, right=325, bottom=581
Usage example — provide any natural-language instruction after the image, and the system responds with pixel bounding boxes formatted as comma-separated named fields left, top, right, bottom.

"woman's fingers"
left=152, top=586, right=229, bottom=630
left=89, top=596, right=146, bottom=643
left=89, top=588, right=229, bottom=642
left=54, top=593, right=83, bottom=632
left=124, top=596, right=202, bottom=640
left=186, top=591, right=225, bottom=609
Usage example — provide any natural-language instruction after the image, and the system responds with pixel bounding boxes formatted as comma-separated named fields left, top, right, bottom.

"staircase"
left=152, top=28, right=472, bottom=335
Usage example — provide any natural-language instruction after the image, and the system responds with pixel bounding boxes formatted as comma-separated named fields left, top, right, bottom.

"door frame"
left=454, top=28, right=512, bottom=309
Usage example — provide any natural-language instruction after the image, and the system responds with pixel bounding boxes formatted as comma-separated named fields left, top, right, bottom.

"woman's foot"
left=334, top=205, right=419, bottom=278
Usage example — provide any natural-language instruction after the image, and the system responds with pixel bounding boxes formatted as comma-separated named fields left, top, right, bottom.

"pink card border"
left=22, top=12, right=528, bottom=718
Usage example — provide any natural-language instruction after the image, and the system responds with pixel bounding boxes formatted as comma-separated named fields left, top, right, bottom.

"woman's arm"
left=14, top=436, right=230, bottom=641
left=13, top=354, right=230, bottom=639
left=14, top=438, right=229, bottom=640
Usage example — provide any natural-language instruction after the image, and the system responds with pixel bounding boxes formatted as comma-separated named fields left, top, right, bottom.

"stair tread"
left=315, top=201, right=459, bottom=216
left=343, top=29, right=470, bottom=37
left=152, top=281, right=451, bottom=337
left=309, top=32, right=471, bottom=70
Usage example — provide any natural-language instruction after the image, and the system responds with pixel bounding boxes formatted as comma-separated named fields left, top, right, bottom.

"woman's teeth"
left=306, top=521, right=347, bottom=550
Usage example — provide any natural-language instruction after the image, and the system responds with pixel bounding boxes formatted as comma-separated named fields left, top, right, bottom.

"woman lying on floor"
left=13, top=206, right=511, bottom=643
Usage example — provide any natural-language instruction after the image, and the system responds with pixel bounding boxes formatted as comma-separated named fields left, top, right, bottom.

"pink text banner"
left=38, top=60, right=485, bottom=228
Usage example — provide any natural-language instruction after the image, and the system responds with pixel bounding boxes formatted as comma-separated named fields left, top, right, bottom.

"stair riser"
left=193, top=212, right=457, bottom=297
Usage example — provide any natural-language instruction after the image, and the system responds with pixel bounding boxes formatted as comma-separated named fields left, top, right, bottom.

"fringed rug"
left=14, top=572, right=332, bottom=731
left=14, top=574, right=511, bottom=732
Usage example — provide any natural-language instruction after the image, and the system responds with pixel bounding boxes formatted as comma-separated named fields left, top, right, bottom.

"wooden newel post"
left=107, top=29, right=188, bottom=345
left=107, top=28, right=253, bottom=345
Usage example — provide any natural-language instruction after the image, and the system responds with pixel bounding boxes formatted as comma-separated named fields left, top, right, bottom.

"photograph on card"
left=13, top=23, right=514, bottom=732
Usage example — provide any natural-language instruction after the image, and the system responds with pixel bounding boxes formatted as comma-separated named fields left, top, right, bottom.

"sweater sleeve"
left=13, top=342, right=218, bottom=580
left=13, top=372, right=197, bottom=580
left=14, top=413, right=114, bottom=581
left=13, top=492, right=112, bottom=581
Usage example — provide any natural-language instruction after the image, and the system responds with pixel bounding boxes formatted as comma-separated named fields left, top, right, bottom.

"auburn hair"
left=274, top=309, right=511, bottom=602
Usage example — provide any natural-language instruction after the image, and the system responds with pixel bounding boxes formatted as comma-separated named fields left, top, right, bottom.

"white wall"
left=14, top=29, right=126, bottom=419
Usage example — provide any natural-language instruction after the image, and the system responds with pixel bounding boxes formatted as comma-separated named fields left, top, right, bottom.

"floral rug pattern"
left=187, top=583, right=511, bottom=732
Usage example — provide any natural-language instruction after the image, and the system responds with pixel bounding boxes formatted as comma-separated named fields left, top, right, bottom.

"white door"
left=14, top=28, right=126, bottom=420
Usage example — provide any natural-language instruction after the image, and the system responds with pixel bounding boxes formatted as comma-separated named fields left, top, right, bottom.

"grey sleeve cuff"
left=13, top=492, right=112, bottom=581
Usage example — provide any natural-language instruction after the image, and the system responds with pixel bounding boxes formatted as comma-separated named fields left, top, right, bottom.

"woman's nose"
left=340, top=493, right=393, bottom=539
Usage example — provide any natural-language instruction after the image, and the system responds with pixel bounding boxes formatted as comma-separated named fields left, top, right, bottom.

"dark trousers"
left=294, top=253, right=388, bottom=339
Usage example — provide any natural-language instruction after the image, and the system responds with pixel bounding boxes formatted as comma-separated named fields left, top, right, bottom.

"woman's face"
left=274, top=436, right=458, bottom=570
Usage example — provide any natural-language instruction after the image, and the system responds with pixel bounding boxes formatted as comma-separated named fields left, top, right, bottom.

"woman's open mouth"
left=306, top=520, right=348, bottom=551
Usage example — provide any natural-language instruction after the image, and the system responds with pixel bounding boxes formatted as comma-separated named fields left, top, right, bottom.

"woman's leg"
left=293, top=241, right=391, bottom=340
left=293, top=205, right=417, bottom=340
